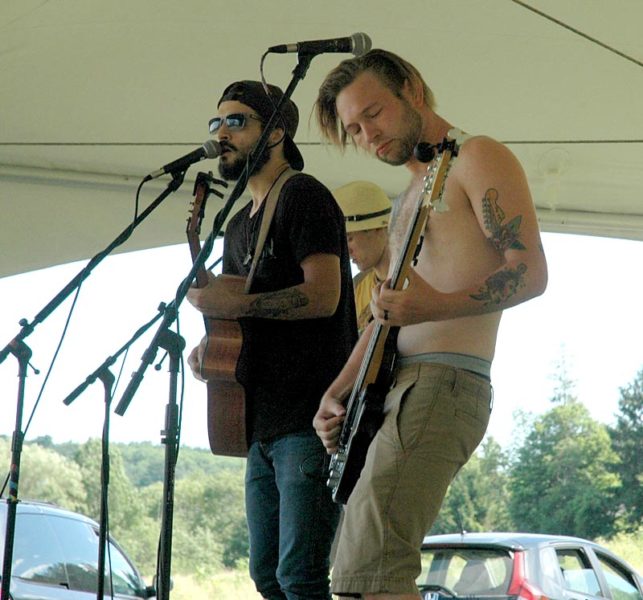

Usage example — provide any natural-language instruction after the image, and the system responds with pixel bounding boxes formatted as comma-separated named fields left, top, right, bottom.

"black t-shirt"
left=223, top=173, right=357, bottom=443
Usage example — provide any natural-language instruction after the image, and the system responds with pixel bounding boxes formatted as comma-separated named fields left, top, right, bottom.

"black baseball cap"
left=217, top=80, right=304, bottom=171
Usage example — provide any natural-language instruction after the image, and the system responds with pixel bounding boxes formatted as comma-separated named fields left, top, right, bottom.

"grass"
left=165, top=571, right=257, bottom=600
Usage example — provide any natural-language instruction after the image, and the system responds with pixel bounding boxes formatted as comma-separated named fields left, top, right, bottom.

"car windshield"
left=419, top=547, right=514, bottom=597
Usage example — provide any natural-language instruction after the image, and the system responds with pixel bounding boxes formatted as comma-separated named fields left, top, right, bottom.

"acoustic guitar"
left=327, top=138, right=459, bottom=504
left=187, top=172, right=247, bottom=457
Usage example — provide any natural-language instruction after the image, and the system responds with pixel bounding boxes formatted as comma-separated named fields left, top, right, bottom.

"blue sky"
left=0, top=232, right=641, bottom=451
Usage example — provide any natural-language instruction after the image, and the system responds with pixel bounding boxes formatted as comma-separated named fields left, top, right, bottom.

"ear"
left=268, top=125, right=286, bottom=145
left=402, top=77, right=424, bottom=108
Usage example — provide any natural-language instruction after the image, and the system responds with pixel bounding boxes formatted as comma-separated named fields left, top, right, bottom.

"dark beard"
left=218, top=143, right=272, bottom=181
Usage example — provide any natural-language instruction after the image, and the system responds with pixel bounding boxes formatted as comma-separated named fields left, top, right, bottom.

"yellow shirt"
left=353, top=269, right=380, bottom=335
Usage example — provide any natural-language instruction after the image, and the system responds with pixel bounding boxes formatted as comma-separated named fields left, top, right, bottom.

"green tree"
left=0, top=438, right=87, bottom=511
left=430, top=437, right=513, bottom=534
left=73, top=439, right=158, bottom=574
left=429, top=461, right=478, bottom=534
left=509, top=389, right=621, bottom=538
left=609, top=368, right=643, bottom=530
left=170, top=470, right=248, bottom=571
left=474, top=437, right=514, bottom=530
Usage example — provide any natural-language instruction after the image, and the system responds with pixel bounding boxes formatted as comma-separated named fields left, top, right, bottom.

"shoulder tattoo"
left=482, top=189, right=526, bottom=251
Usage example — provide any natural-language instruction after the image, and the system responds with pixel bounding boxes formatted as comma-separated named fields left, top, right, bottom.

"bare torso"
left=389, top=139, right=503, bottom=361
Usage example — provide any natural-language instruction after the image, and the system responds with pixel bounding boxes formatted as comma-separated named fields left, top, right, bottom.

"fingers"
left=315, top=415, right=344, bottom=454
left=313, top=400, right=346, bottom=454
left=187, top=344, right=207, bottom=382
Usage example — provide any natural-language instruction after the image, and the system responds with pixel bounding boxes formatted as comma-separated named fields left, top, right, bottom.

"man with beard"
left=312, top=50, right=548, bottom=599
left=186, top=80, right=357, bottom=600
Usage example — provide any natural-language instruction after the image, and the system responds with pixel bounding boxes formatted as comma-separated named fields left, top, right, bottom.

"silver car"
left=0, top=500, right=155, bottom=599
left=418, top=531, right=642, bottom=600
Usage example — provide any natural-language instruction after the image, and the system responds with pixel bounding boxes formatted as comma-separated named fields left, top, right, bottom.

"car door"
left=587, top=547, right=643, bottom=600
left=8, top=510, right=76, bottom=599
left=554, top=545, right=605, bottom=600
left=46, top=515, right=149, bottom=598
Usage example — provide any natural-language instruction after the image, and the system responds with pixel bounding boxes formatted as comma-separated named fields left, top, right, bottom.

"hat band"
left=344, top=207, right=392, bottom=223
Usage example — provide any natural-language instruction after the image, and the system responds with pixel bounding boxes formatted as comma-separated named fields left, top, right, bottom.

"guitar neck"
left=187, top=178, right=211, bottom=290
left=188, top=234, right=209, bottom=289
left=344, top=144, right=457, bottom=414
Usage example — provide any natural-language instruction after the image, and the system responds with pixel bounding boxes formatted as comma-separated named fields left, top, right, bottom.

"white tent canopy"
left=1, top=0, right=642, bottom=279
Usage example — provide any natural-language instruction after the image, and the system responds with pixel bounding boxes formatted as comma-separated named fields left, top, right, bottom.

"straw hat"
left=333, top=181, right=392, bottom=233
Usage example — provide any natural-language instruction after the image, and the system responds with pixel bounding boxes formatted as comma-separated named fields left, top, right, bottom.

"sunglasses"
left=208, top=112, right=263, bottom=134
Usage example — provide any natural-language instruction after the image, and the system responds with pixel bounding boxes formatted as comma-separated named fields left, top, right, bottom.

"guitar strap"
left=244, top=167, right=298, bottom=293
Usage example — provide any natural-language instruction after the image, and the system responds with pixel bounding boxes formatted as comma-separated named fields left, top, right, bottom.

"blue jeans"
left=245, top=431, right=340, bottom=600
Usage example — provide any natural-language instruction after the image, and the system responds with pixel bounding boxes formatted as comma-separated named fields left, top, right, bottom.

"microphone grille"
left=203, top=139, right=222, bottom=158
left=351, top=32, right=372, bottom=56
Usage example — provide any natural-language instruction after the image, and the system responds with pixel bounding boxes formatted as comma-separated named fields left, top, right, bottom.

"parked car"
left=418, top=531, right=642, bottom=600
left=0, top=500, right=155, bottom=599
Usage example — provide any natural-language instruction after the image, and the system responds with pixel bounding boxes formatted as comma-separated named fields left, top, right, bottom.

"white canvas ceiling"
left=1, top=0, right=642, bottom=280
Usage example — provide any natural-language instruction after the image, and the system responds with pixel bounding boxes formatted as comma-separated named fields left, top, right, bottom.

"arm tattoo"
left=247, top=288, right=309, bottom=318
left=482, top=189, right=526, bottom=251
left=470, top=263, right=527, bottom=306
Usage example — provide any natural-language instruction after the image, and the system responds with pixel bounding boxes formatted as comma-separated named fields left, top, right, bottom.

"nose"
left=361, top=121, right=380, bottom=145
left=217, top=126, right=230, bottom=142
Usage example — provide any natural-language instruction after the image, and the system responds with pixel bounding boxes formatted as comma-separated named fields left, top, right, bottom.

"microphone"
left=144, top=139, right=222, bottom=181
left=268, top=33, right=372, bottom=57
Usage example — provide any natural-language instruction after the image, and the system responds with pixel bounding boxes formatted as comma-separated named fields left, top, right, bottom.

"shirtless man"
left=312, top=49, right=548, bottom=599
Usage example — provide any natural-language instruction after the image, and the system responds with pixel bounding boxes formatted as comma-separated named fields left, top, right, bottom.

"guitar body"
left=327, top=327, right=397, bottom=504
left=327, top=139, right=459, bottom=504
left=202, top=318, right=247, bottom=457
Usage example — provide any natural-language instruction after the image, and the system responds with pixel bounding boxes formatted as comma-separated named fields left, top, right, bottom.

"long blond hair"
left=315, top=49, right=435, bottom=149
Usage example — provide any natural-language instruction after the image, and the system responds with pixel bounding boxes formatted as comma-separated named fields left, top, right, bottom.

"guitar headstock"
left=420, top=138, right=459, bottom=214
left=186, top=171, right=213, bottom=240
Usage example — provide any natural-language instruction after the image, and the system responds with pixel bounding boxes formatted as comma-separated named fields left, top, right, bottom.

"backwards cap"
left=218, top=80, right=304, bottom=170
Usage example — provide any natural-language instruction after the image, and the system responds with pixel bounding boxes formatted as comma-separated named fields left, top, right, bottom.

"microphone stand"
left=0, top=341, right=31, bottom=600
left=61, top=304, right=167, bottom=600
left=0, top=171, right=186, bottom=600
left=113, top=51, right=317, bottom=600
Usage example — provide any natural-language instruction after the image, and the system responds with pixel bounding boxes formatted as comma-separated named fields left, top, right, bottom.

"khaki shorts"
left=331, top=362, right=492, bottom=596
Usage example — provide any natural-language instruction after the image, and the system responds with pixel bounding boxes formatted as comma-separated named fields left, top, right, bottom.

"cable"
left=510, top=0, right=643, bottom=69
left=22, top=285, right=83, bottom=435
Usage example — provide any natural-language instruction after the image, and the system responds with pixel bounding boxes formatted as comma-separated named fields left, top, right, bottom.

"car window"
left=556, top=548, right=602, bottom=597
left=11, top=513, right=70, bottom=588
left=420, top=548, right=513, bottom=595
left=47, top=514, right=100, bottom=593
left=106, top=540, right=147, bottom=597
left=595, top=552, right=642, bottom=600
left=46, top=515, right=144, bottom=597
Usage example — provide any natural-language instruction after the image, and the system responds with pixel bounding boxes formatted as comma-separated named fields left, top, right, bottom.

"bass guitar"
left=327, top=138, right=459, bottom=504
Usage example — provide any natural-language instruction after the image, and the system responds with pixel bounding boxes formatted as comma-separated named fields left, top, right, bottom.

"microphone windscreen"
left=203, top=139, right=222, bottom=158
left=351, top=32, right=372, bottom=56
